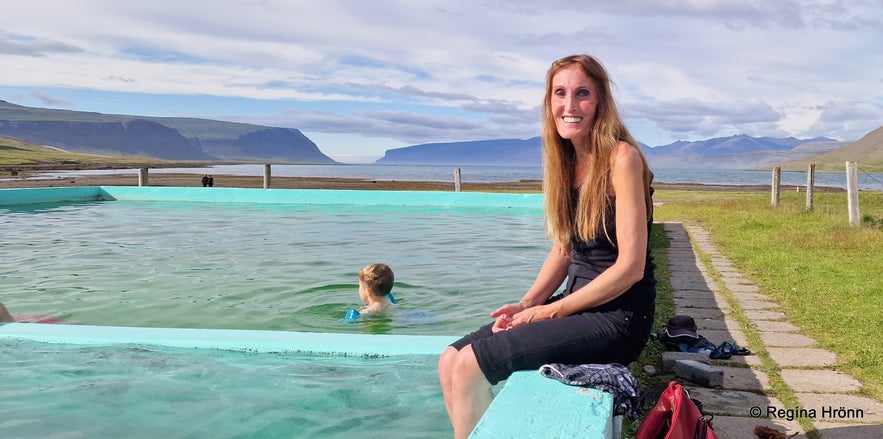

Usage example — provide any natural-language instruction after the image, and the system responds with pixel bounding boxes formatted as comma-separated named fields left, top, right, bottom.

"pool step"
left=470, top=370, right=619, bottom=439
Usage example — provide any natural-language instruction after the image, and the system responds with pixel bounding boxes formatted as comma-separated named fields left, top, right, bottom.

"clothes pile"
left=539, top=362, right=644, bottom=420
left=652, top=315, right=751, bottom=359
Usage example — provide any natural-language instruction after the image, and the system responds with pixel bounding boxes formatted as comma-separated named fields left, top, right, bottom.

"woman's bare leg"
left=444, top=345, right=494, bottom=439
left=438, top=346, right=458, bottom=420
left=0, top=303, right=13, bottom=322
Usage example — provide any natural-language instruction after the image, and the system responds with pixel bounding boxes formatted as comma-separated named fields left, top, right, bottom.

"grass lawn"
left=652, top=189, right=883, bottom=401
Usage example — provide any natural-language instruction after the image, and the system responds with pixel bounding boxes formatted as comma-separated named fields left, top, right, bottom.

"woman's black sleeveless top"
left=563, top=193, right=656, bottom=315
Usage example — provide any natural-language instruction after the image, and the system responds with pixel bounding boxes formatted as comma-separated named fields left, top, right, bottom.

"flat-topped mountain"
left=0, top=100, right=335, bottom=163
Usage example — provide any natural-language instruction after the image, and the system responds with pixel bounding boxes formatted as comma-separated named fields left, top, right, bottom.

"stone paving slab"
left=711, top=416, right=807, bottom=439
left=738, top=300, right=780, bottom=310
left=760, top=331, right=817, bottom=347
left=730, top=292, right=771, bottom=302
left=744, top=309, right=788, bottom=320
left=685, top=387, right=785, bottom=417
left=792, top=393, right=883, bottom=424
left=813, top=421, right=883, bottom=439
left=675, top=306, right=726, bottom=319
left=700, top=329, right=749, bottom=347
left=712, top=353, right=764, bottom=367
left=718, top=365, right=770, bottom=391
left=781, top=369, right=862, bottom=393
left=767, top=347, right=838, bottom=368
left=694, top=316, right=741, bottom=333
left=674, top=289, right=716, bottom=300
left=752, top=320, right=801, bottom=333
left=727, top=283, right=761, bottom=294
left=675, top=297, right=730, bottom=310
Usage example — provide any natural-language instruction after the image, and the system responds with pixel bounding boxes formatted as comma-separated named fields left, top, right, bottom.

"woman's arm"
left=490, top=243, right=570, bottom=331
left=510, top=142, right=649, bottom=325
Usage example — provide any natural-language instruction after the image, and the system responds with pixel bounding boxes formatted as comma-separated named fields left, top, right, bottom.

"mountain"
left=376, top=137, right=541, bottom=165
left=0, top=100, right=335, bottom=163
left=376, top=133, right=845, bottom=169
left=642, top=134, right=845, bottom=169
left=770, top=126, right=883, bottom=172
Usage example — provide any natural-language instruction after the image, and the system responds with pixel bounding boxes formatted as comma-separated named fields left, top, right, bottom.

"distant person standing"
left=208, top=175, right=214, bottom=187
left=201, top=175, right=209, bottom=187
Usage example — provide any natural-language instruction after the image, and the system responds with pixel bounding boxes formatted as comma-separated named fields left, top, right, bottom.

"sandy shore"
left=0, top=165, right=836, bottom=193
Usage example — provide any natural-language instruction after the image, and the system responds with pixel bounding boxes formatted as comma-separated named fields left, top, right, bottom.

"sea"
left=19, top=164, right=883, bottom=191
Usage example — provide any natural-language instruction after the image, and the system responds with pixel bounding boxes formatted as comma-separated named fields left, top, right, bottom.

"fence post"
left=846, top=161, right=860, bottom=227
left=805, top=163, right=815, bottom=211
left=138, top=168, right=149, bottom=187
left=263, top=164, right=272, bottom=189
left=771, top=167, right=781, bottom=207
left=454, top=168, right=462, bottom=192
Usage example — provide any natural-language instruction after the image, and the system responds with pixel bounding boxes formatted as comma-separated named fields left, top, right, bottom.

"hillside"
left=642, top=134, right=845, bottom=169
left=376, top=134, right=846, bottom=169
left=376, top=137, right=541, bottom=165
left=0, top=135, right=167, bottom=167
left=0, top=101, right=335, bottom=164
left=771, top=126, right=883, bottom=172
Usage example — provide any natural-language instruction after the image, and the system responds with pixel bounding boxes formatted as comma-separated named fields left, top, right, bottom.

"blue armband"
left=342, top=308, right=361, bottom=322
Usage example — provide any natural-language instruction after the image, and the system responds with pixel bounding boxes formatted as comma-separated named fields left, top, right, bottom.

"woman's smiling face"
left=551, top=64, right=599, bottom=143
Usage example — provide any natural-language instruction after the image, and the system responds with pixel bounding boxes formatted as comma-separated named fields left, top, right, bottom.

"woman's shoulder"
left=609, top=141, right=644, bottom=171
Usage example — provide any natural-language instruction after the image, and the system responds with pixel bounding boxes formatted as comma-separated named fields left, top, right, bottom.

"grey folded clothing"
left=539, top=362, right=644, bottom=420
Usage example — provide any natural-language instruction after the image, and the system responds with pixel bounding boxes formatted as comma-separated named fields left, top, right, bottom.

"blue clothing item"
left=342, top=308, right=361, bottom=322
left=341, top=293, right=397, bottom=321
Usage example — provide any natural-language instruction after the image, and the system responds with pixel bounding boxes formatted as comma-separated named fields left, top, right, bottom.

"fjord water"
left=32, top=164, right=883, bottom=190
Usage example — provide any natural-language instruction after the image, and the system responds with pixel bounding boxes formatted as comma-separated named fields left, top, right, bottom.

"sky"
left=1, top=1, right=881, bottom=163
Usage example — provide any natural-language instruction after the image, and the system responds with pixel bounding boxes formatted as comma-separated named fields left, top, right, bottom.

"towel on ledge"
left=538, top=362, right=644, bottom=420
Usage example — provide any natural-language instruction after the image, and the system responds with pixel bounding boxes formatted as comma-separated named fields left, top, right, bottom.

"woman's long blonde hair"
left=541, top=54, right=653, bottom=247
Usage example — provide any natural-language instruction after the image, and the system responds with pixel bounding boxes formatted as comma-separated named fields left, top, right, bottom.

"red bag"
left=636, top=381, right=720, bottom=439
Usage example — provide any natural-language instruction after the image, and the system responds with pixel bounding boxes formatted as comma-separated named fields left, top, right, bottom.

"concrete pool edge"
left=0, top=186, right=544, bottom=208
left=2, top=322, right=618, bottom=438
left=0, top=322, right=459, bottom=356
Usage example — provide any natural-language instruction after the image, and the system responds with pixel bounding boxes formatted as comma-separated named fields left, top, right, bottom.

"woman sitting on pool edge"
left=438, top=54, right=656, bottom=438
left=343, top=263, right=396, bottom=321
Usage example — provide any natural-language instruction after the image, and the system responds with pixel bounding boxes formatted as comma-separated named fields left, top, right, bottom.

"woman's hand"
left=510, top=304, right=558, bottom=327
left=490, top=303, right=524, bottom=333
left=490, top=303, right=559, bottom=331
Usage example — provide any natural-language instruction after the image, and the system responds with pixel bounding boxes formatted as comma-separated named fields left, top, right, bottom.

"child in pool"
left=345, top=263, right=396, bottom=320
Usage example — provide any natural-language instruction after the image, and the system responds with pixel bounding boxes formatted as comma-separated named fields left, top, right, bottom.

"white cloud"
left=0, top=0, right=880, bottom=158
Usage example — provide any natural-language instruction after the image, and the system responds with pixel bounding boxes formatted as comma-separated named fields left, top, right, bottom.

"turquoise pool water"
left=1, top=192, right=547, bottom=335
left=0, top=338, right=447, bottom=439
left=0, top=187, right=548, bottom=438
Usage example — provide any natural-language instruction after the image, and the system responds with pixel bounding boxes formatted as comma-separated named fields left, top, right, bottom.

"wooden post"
left=454, top=168, right=462, bottom=192
left=138, top=168, right=148, bottom=187
left=263, top=164, right=272, bottom=189
left=846, top=161, right=860, bottom=227
left=771, top=167, right=781, bottom=207
left=805, top=163, right=815, bottom=211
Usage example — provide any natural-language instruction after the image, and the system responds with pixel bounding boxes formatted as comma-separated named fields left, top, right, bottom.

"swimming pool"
left=0, top=187, right=547, bottom=335
left=0, top=186, right=549, bottom=438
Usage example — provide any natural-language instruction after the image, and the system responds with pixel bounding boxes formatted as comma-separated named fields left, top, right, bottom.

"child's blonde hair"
left=359, top=263, right=394, bottom=297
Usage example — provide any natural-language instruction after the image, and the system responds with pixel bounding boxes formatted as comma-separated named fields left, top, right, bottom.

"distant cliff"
left=376, top=134, right=850, bottom=170
left=376, top=137, right=541, bottom=165
left=0, top=100, right=335, bottom=163
left=0, top=119, right=214, bottom=160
